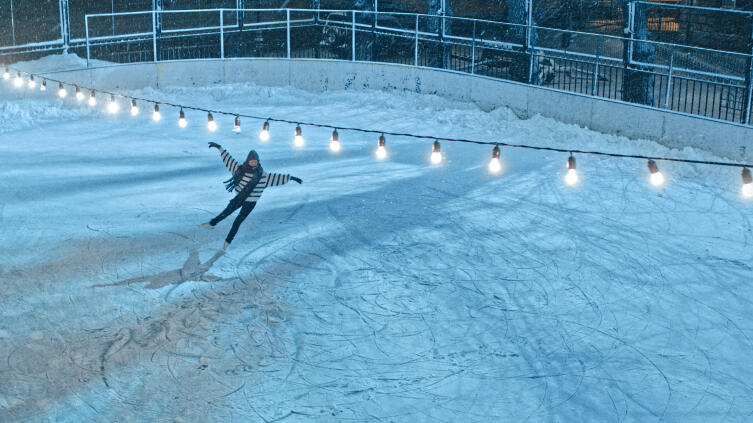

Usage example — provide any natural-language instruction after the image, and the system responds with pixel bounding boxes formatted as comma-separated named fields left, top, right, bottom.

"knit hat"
left=246, top=150, right=260, bottom=162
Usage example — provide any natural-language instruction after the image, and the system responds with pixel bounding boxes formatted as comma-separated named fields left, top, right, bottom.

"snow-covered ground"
left=1, top=56, right=753, bottom=422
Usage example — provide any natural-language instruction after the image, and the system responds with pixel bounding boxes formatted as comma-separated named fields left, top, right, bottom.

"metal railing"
left=8, top=7, right=753, bottom=126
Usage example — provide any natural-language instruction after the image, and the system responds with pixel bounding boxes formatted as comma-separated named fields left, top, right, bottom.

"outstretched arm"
left=266, top=173, right=302, bottom=187
left=208, top=142, right=239, bottom=173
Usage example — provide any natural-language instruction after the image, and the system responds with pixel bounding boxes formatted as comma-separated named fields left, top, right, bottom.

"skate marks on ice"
left=91, top=248, right=232, bottom=290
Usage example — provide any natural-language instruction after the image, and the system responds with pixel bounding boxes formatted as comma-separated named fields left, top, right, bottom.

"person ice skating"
left=203, top=142, right=302, bottom=250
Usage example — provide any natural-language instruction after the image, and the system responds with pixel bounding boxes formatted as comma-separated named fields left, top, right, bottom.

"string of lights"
left=3, top=65, right=753, bottom=198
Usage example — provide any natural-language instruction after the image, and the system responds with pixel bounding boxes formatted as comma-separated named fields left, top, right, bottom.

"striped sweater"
left=219, top=148, right=291, bottom=202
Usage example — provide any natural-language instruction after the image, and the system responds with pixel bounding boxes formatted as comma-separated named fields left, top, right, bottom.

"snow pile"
left=1, top=55, right=752, bottom=422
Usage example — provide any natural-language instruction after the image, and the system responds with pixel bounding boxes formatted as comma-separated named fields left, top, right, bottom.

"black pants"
left=210, top=199, right=257, bottom=244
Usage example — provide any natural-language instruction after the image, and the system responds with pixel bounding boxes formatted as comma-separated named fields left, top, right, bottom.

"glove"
left=291, top=176, right=302, bottom=184
left=208, top=142, right=221, bottom=149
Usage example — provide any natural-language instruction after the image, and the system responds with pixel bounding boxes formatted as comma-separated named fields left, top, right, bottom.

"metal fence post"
left=528, top=32, right=535, bottom=84
left=237, top=0, right=243, bottom=30
left=747, top=60, right=753, bottom=125
left=527, top=0, right=534, bottom=84
left=220, top=10, right=225, bottom=59
left=152, top=11, right=157, bottom=62
left=414, top=15, right=419, bottom=67
left=352, top=11, right=356, bottom=62
left=85, top=16, right=91, bottom=67
left=9, top=0, right=15, bottom=45
left=664, top=48, right=674, bottom=109
left=286, top=9, right=291, bottom=59
left=471, top=20, right=476, bottom=74
left=59, top=0, right=70, bottom=53
left=746, top=18, right=753, bottom=125
left=592, top=35, right=601, bottom=96
left=628, top=1, right=635, bottom=65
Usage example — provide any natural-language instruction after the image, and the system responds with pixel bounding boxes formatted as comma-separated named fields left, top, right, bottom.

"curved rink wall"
left=34, top=58, right=753, bottom=162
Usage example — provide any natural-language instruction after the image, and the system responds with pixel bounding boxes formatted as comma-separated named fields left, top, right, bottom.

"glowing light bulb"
left=565, top=168, right=578, bottom=185
left=2, top=68, right=9, bottom=80
left=130, top=99, right=139, bottom=116
left=744, top=184, right=753, bottom=199
left=75, top=86, right=84, bottom=101
left=28, top=76, right=35, bottom=88
left=742, top=168, right=753, bottom=199
left=207, top=113, right=217, bottom=131
left=329, top=129, right=341, bottom=152
left=233, top=116, right=241, bottom=133
left=564, top=154, right=578, bottom=186
left=376, top=134, right=387, bottom=160
left=88, top=91, right=97, bottom=107
left=294, top=125, right=304, bottom=147
left=430, top=140, right=442, bottom=164
left=40, top=80, right=46, bottom=91
left=58, top=83, right=67, bottom=98
left=648, top=160, right=665, bottom=187
left=13, top=73, right=22, bottom=87
left=488, top=145, right=501, bottom=173
left=178, top=109, right=187, bottom=128
left=259, top=120, right=270, bottom=141
left=152, top=104, right=162, bottom=122
left=651, top=172, right=665, bottom=186
left=107, top=95, right=119, bottom=114
left=488, top=158, right=501, bottom=173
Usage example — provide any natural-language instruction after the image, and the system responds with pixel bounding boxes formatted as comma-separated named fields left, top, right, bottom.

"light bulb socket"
left=154, top=104, right=160, bottom=113
left=378, top=134, right=386, bottom=147
left=235, top=116, right=241, bottom=127
left=29, top=75, right=34, bottom=82
left=41, top=80, right=46, bottom=89
left=567, top=154, right=576, bottom=170
left=131, top=99, right=137, bottom=108
left=207, top=113, right=214, bottom=122
left=433, top=140, right=441, bottom=153
left=647, top=160, right=659, bottom=174
left=263, top=120, right=270, bottom=131
left=110, top=94, right=116, bottom=102
left=75, top=86, right=80, bottom=94
left=492, top=145, right=500, bottom=159
left=295, top=125, right=302, bottom=136
left=743, top=167, right=752, bottom=185
left=179, top=109, right=185, bottom=119
left=90, top=90, right=96, bottom=98
left=331, top=129, right=339, bottom=141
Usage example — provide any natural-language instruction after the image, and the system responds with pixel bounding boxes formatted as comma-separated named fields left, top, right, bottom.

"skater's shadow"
left=92, top=248, right=233, bottom=289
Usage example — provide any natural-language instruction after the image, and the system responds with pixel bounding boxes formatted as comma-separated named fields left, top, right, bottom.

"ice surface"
left=1, top=56, right=753, bottom=422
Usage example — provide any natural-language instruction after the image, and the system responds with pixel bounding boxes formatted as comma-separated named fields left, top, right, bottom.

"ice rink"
left=1, top=56, right=753, bottom=422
